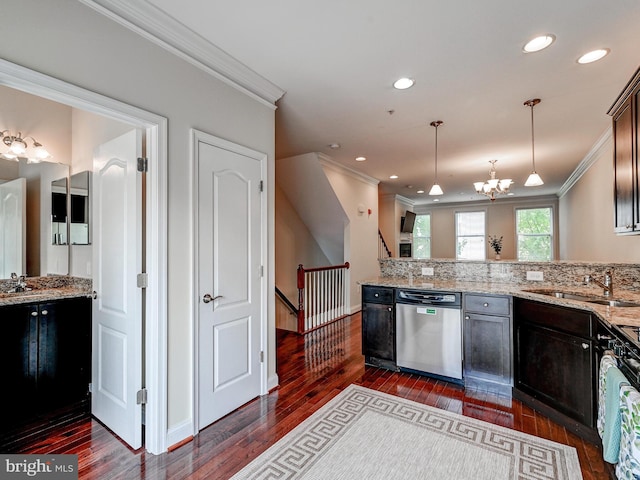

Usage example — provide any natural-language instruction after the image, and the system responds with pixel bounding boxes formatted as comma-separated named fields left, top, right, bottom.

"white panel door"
left=197, top=134, right=263, bottom=430
left=92, top=130, right=143, bottom=449
left=0, top=178, right=26, bottom=278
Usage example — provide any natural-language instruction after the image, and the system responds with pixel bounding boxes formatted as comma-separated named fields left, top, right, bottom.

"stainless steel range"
left=598, top=321, right=640, bottom=389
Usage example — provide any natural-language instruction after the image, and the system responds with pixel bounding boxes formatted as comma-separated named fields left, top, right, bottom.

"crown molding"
left=317, top=152, right=380, bottom=187
left=79, top=0, right=285, bottom=109
left=557, top=127, right=612, bottom=199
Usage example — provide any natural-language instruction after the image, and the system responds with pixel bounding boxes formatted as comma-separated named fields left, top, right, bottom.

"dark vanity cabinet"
left=0, top=297, right=91, bottom=431
left=463, top=294, right=512, bottom=391
left=362, top=285, right=397, bottom=369
left=514, top=298, right=596, bottom=432
left=609, top=66, right=640, bottom=234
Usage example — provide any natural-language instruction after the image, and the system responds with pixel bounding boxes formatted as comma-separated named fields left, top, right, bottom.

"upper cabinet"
left=608, top=67, right=640, bottom=235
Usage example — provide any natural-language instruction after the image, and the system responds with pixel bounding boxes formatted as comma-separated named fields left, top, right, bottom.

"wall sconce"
left=0, top=130, right=51, bottom=162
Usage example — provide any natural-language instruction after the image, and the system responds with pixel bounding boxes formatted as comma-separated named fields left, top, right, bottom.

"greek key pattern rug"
left=231, top=385, right=583, bottom=480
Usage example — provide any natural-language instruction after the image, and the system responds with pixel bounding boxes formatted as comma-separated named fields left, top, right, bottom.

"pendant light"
left=523, top=99, right=544, bottom=187
left=429, top=120, right=444, bottom=195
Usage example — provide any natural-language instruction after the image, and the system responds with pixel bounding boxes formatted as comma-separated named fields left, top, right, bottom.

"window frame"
left=455, top=209, right=487, bottom=261
left=412, top=213, right=431, bottom=259
left=515, top=206, right=555, bottom=261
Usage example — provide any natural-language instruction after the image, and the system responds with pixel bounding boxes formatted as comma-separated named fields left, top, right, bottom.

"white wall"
left=0, top=0, right=277, bottom=443
left=559, top=133, right=640, bottom=262
left=321, top=160, right=379, bottom=311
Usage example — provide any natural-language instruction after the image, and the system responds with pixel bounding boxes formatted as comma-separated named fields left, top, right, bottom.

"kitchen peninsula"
left=362, top=257, right=640, bottom=442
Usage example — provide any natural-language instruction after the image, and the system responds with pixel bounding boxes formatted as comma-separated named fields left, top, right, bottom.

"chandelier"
left=474, top=160, right=512, bottom=201
left=0, top=130, right=51, bottom=162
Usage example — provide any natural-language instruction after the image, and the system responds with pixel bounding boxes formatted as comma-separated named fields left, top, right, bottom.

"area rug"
left=230, top=385, right=583, bottom=480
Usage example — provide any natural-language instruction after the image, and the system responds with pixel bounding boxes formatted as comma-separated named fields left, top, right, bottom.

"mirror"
left=51, top=177, right=68, bottom=245
left=69, top=171, right=90, bottom=245
left=0, top=157, right=69, bottom=278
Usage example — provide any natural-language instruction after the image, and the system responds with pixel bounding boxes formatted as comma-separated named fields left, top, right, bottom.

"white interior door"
left=0, top=178, right=26, bottom=278
left=196, top=133, right=263, bottom=430
left=91, top=129, right=143, bottom=449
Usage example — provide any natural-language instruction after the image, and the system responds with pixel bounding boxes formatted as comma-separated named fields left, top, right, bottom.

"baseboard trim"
left=165, top=418, right=194, bottom=450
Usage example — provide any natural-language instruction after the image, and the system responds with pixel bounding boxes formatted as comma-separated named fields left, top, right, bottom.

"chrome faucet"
left=583, top=269, right=614, bottom=297
left=9, top=272, right=28, bottom=293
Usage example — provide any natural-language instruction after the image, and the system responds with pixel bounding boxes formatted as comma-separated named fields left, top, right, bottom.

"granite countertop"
left=0, top=286, right=92, bottom=306
left=360, top=277, right=640, bottom=329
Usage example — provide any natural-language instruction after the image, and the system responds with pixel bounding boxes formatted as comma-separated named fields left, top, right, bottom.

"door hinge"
left=260, top=351, right=264, bottom=363
left=88, top=383, right=93, bottom=393
left=137, top=157, right=148, bottom=172
left=137, top=273, right=148, bottom=288
left=259, top=180, right=264, bottom=192
left=260, top=265, right=264, bottom=277
left=137, top=388, right=148, bottom=405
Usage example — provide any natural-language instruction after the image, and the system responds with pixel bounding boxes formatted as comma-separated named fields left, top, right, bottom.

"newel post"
left=297, top=264, right=305, bottom=334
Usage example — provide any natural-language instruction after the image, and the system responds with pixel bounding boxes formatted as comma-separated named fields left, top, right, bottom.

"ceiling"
left=110, top=0, right=640, bottom=205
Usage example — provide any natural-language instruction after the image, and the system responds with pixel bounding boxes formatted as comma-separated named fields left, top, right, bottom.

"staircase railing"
left=378, top=230, right=392, bottom=259
left=297, top=262, right=350, bottom=334
left=275, top=286, right=298, bottom=316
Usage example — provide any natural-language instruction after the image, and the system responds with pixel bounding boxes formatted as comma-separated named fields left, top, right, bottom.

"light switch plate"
left=422, top=267, right=434, bottom=276
left=526, top=271, right=544, bottom=281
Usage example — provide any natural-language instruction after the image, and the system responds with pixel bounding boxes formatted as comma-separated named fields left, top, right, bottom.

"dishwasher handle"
left=396, top=290, right=461, bottom=306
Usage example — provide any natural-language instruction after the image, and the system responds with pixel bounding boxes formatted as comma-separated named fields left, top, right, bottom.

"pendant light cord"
left=530, top=103, right=536, bottom=172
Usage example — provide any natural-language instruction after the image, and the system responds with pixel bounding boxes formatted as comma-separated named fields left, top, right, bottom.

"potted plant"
left=488, top=235, right=503, bottom=260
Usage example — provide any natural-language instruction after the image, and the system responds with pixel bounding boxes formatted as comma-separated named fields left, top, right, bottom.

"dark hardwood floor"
left=3, top=313, right=610, bottom=479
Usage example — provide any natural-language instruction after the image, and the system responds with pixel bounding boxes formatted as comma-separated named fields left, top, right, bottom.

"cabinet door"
left=38, top=298, right=92, bottom=408
left=516, top=322, right=594, bottom=427
left=464, top=313, right=511, bottom=385
left=613, top=99, right=635, bottom=233
left=362, top=303, right=395, bottom=361
left=0, top=303, right=37, bottom=430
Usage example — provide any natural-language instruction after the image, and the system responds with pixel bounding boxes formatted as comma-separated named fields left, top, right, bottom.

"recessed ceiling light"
left=393, top=77, right=415, bottom=90
left=507, top=192, right=515, bottom=196
left=329, top=143, right=341, bottom=149
left=577, top=48, right=610, bottom=64
left=417, top=190, right=425, bottom=194
left=389, top=175, right=398, bottom=179
left=433, top=198, right=440, bottom=202
left=355, top=156, right=366, bottom=161
left=523, top=34, right=556, bottom=53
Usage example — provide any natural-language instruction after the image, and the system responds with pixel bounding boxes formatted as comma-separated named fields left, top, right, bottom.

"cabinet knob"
left=387, top=307, right=392, bottom=312
left=483, top=303, right=489, bottom=307
left=581, top=343, right=590, bottom=350
left=31, top=311, right=38, bottom=317
left=465, top=316, right=470, bottom=320
left=374, top=293, right=379, bottom=297
left=41, top=310, right=48, bottom=316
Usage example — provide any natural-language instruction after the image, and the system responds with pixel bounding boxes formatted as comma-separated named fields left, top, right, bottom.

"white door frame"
left=191, top=129, right=268, bottom=434
left=0, top=59, right=169, bottom=455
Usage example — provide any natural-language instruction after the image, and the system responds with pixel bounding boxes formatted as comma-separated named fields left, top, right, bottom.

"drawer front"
left=464, top=294, right=511, bottom=316
left=362, top=286, right=394, bottom=304
left=514, top=298, right=594, bottom=338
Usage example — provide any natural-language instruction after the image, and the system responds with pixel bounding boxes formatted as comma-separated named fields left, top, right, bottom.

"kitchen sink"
left=524, top=289, right=640, bottom=307
left=587, top=299, right=640, bottom=308
left=524, top=290, right=596, bottom=302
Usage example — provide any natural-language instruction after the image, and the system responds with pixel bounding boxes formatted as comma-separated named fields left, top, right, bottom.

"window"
left=516, top=207, right=553, bottom=261
left=456, top=211, right=485, bottom=260
left=412, top=214, right=431, bottom=258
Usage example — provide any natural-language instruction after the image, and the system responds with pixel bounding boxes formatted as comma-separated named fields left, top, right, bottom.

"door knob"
left=203, top=294, right=223, bottom=304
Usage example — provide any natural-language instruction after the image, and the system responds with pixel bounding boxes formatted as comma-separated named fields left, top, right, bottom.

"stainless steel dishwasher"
left=395, top=289, right=463, bottom=381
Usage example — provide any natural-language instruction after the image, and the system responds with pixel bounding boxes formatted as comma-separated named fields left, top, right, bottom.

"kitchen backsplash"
left=378, top=259, right=640, bottom=292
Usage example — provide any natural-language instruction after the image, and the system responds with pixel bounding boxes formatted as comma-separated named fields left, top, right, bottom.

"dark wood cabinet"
left=514, top=298, right=596, bottom=433
left=0, top=296, right=91, bottom=432
left=362, top=285, right=396, bottom=369
left=463, top=294, right=512, bottom=391
left=609, top=67, right=640, bottom=234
